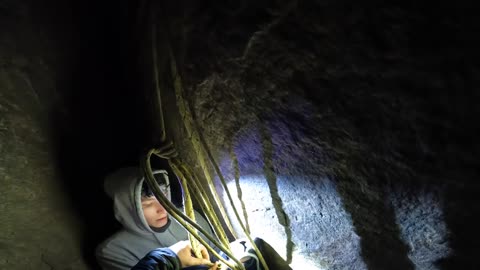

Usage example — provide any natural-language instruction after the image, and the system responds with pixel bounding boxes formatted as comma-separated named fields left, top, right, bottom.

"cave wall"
left=1, top=0, right=145, bottom=269
left=151, top=1, right=480, bottom=269
left=1, top=0, right=479, bottom=270
left=0, top=0, right=87, bottom=269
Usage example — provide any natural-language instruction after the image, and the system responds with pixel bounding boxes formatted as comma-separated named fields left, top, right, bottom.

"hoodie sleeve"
left=95, top=233, right=148, bottom=270
left=131, top=248, right=181, bottom=270
left=96, top=242, right=138, bottom=270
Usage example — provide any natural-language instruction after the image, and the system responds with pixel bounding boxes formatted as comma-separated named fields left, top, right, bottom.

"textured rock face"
left=157, top=1, right=479, bottom=269
left=0, top=1, right=86, bottom=269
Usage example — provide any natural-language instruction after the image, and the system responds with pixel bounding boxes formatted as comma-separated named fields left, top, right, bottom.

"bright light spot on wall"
left=224, top=175, right=287, bottom=258
left=290, top=251, right=328, bottom=270
left=221, top=174, right=367, bottom=270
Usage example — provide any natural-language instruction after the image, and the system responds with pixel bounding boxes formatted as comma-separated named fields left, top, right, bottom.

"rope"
left=171, top=160, right=231, bottom=249
left=149, top=19, right=240, bottom=268
left=166, top=41, right=270, bottom=270
left=143, top=149, right=243, bottom=270
left=169, top=54, right=239, bottom=241
left=176, top=160, right=202, bottom=259
left=144, top=7, right=270, bottom=269
left=151, top=23, right=167, bottom=143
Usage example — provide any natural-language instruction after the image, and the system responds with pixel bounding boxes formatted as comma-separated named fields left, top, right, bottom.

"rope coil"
left=143, top=8, right=270, bottom=270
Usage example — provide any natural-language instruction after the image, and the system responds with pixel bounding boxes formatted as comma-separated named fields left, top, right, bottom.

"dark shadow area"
left=439, top=180, right=480, bottom=270
left=336, top=178, right=415, bottom=270
left=260, top=123, right=295, bottom=264
left=48, top=0, right=149, bottom=268
left=254, top=237, right=292, bottom=270
left=296, top=2, right=480, bottom=269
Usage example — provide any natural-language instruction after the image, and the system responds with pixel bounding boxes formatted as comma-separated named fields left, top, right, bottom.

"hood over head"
left=104, top=167, right=170, bottom=235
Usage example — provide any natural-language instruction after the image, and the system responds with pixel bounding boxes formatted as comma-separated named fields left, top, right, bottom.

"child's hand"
left=209, top=261, right=220, bottom=270
left=169, top=241, right=213, bottom=268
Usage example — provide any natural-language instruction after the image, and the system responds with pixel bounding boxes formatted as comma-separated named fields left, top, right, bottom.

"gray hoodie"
left=95, top=167, right=214, bottom=270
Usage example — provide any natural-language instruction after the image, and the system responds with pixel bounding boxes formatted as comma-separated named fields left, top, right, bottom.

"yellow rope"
left=151, top=22, right=167, bottom=143
left=169, top=55, right=239, bottom=240
left=176, top=162, right=202, bottom=259
left=143, top=149, right=244, bottom=270
left=171, top=160, right=231, bottom=249
left=146, top=8, right=270, bottom=270
left=166, top=42, right=270, bottom=270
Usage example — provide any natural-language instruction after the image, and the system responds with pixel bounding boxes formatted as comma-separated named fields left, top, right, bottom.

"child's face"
left=141, top=196, right=169, bottom=228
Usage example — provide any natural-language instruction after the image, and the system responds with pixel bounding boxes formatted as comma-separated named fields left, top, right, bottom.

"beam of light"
left=221, top=174, right=368, bottom=270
